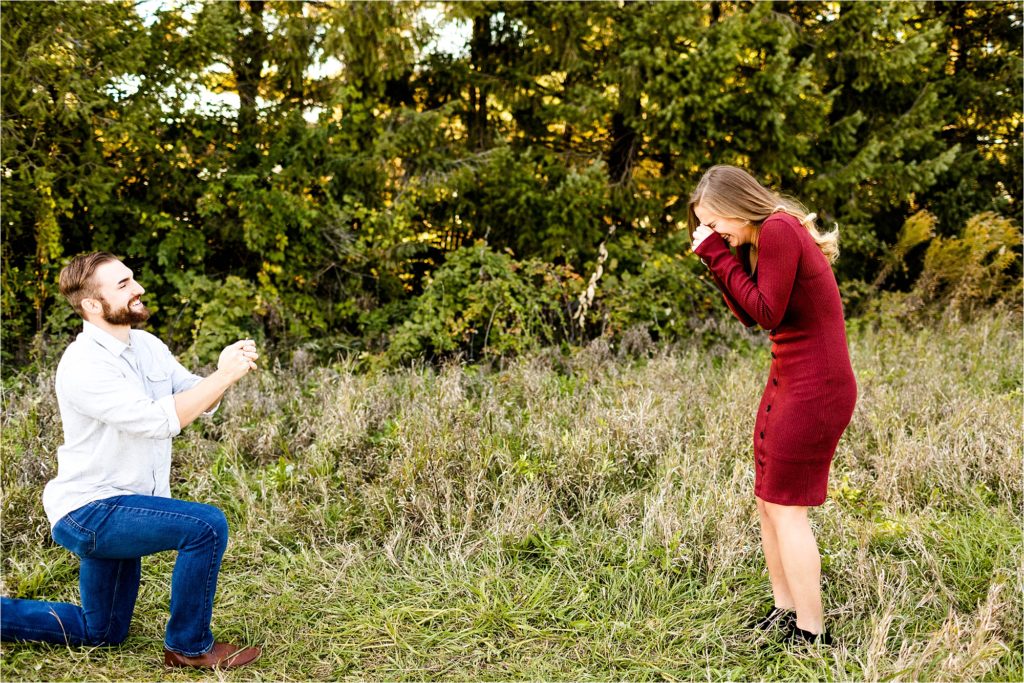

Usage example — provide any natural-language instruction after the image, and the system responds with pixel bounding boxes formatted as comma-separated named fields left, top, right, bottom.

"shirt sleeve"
left=694, top=218, right=800, bottom=330
left=168, top=355, right=203, bottom=394
left=159, top=339, right=220, bottom=417
left=58, top=357, right=182, bottom=439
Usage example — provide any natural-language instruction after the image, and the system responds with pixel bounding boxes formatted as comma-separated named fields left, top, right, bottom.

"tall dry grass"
left=1, top=313, right=1020, bottom=680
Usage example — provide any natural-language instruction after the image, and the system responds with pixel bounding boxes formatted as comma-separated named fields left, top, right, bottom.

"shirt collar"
left=82, top=320, right=132, bottom=357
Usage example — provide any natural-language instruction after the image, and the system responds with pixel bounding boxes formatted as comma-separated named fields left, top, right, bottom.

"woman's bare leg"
left=762, top=500, right=824, bottom=633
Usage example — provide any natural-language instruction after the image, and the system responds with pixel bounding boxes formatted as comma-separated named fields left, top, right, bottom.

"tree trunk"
left=468, top=14, right=492, bottom=150
left=234, top=0, right=266, bottom=170
left=608, top=93, right=641, bottom=185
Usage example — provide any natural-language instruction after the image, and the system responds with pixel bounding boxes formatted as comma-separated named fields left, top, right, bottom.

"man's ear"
left=81, top=297, right=102, bottom=318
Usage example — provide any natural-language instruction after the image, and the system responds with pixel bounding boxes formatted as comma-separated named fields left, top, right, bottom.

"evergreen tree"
left=1, top=1, right=1018, bottom=367
left=1, top=0, right=148, bottom=364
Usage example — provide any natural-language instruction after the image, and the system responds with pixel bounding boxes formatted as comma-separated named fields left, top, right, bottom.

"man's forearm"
left=173, top=370, right=236, bottom=429
left=174, top=339, right=257, bottom=429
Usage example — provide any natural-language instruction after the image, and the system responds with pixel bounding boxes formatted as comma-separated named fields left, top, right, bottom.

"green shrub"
left=915, top=211, right=1021, bottom=315
left=386, top=241, right=582, bottom=364
left=184, top=274, right=265, bottom=365
left=861, top=211, right=1022, bottom=326
left=598, top=232, right=729, bottom=344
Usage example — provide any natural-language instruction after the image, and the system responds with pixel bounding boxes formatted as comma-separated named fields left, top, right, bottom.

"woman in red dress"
left=689, top=165, right=857, bottom=644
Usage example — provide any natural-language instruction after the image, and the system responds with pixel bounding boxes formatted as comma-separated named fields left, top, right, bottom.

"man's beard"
left=101, top=296, right=150, bottom=325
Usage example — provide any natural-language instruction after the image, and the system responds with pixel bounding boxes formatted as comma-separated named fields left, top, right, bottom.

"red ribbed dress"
left=694, top=213, right=857, bottom=506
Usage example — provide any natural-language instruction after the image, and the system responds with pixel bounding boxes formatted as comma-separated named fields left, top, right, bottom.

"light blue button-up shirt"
left=42, top=321, right=208, bottom=528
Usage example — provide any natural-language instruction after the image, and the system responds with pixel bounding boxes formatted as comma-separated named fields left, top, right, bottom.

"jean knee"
left=205, top=506, right=229, bottom=548
left=82, top=619, right=130, bottom=646
left=185, top=503, right=229, bottom=551
left=103, top=623, right=131, bottom=646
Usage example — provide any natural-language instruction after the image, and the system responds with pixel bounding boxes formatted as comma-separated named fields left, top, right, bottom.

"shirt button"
left=760, top=431, right=765, bottom=439
left=766, top=405, right=771, bottom=412
left=772, top=377, right=778, bottom=386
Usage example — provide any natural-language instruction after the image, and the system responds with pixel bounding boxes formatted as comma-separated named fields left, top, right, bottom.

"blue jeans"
left=0, top=495, right=228, bottom=656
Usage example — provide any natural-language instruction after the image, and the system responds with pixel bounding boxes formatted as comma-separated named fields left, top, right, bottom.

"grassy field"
left=1, top=313, right=1021, bottom=681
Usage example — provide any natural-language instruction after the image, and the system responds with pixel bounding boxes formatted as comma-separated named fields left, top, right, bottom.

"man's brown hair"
left=59, top=252, right=119, bottom=316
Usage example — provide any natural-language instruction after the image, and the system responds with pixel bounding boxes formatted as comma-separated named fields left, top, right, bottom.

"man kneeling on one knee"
left=1, top=252, right=262, bottom=670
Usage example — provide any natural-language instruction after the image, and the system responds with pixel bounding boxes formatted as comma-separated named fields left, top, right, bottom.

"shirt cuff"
left=157, top=395, right=182, bottom=437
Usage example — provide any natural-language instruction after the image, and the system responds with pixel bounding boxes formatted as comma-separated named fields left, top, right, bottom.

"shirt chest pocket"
left=145, top=370, right=173, bottom=399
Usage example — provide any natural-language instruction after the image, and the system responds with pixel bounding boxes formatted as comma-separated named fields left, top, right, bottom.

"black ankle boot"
left=784, top=620, right=835, bottom=646
left=749, top=605, right=796, bottom=630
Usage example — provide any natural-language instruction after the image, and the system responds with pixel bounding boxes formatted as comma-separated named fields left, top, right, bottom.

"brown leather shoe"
left=164, top=642, right=262, bottom=669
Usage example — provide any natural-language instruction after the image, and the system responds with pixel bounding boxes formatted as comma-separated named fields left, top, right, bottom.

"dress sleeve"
left=694, top=218, right=800, bottom=330
left=707, top=269, right=757, bottom=327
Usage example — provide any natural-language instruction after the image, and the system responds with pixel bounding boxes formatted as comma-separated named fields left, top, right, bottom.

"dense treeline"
left=1, top=1, right=1020, bottom=369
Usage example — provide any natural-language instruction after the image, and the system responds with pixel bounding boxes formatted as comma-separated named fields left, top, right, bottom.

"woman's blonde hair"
left=688, top=165, right=839, bottom=263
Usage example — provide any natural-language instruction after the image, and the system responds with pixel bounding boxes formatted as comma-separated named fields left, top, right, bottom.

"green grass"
left=2, top=313, right=1021, bottom=680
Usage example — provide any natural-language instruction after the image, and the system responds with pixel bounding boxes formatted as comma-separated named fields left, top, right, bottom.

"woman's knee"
left=762, top=500, right=808, bottom=524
